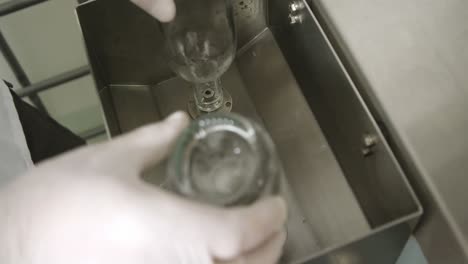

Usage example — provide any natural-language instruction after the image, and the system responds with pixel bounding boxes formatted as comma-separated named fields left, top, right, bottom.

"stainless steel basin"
left=76, top=0, right=422, bottom=263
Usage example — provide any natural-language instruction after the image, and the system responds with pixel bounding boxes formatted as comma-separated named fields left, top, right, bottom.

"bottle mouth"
left=168, top=113, right=271, bottom=206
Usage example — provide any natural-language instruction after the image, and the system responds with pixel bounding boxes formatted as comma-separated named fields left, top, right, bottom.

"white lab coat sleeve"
left=0, top=81, right=33, bottom=186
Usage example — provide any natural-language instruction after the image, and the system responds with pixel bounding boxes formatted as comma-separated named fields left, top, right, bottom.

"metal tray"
left=77, top=0, right=422, bottom=263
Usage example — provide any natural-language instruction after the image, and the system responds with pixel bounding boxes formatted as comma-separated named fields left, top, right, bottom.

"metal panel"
left=306, top=0, right=468, bottom=262
left=308, top=222, right=412, bottom=264
left=235, top=31, right=372, bottom=249
left=268, top=0, right=420, bottom=228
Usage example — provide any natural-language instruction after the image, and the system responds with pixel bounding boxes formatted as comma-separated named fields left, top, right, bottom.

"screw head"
left=289, top=14, right=303, bottom=24
left=361, top=134, right=378, bottom=157
left=363, top=134, right=378, bottom=147
left=288, top=1, right=305, bottom=25
left=289, top=1, right=304, bottom=12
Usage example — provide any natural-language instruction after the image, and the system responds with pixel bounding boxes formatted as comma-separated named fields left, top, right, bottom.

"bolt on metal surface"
left=362, top=134, right=378, bottom=156
left=289, top=1, right=305, bottom=12
left=288, top=1, right=305, bottom=24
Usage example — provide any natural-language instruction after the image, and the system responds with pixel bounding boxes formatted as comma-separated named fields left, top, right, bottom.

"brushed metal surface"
left=265, top=0, right=421, bottom=262
left=268, top=0, right=420, bottom=226
left=232, top=0, right=267, bottom=47
left=235, top=31, right=371, bottom=248
left=307, top=0, right=468, bottom=262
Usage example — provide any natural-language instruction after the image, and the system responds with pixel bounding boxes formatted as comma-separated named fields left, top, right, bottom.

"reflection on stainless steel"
left=77, top=0, right=421, bottom=263
left=307, top=0, right=468, bottom=262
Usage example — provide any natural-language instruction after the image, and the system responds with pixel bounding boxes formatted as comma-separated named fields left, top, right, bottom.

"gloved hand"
left=130, top=0, right=176, bottom=22
left=0, top=112, right=287, bottom=264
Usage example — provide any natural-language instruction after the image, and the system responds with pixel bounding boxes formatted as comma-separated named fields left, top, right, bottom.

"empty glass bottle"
left=167, top=113, right=282, bottom=206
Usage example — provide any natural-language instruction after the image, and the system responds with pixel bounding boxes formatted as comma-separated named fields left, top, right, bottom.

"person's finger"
left=94, top=111, right=189, bottom=174
left=130, top=0, right=176, bottom=22
left=142, top=194, right=287, bottom=264
left=207, top=197, right=287, bottom=260
left=218, top=231, right=287, bottom=264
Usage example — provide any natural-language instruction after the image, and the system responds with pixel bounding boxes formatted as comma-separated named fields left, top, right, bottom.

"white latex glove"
left=0, top=112, right=287, bottom=264
left=130, top=0, right=176, bottom=22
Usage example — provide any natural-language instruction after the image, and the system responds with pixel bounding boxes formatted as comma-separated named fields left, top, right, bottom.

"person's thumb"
left=219, top=231, right=287, bottom=264
left=130, top=0, right=176, bottom=22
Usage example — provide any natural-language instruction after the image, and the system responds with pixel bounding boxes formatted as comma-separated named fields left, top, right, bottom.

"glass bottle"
left=167, top=113, right=282, bottom=206
left=161, top=0, right=236, bottom=117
